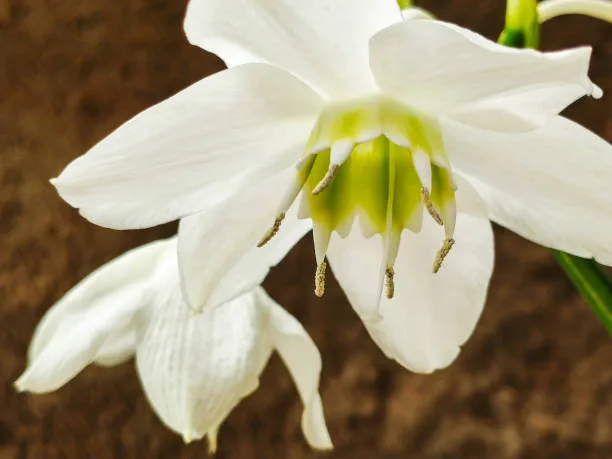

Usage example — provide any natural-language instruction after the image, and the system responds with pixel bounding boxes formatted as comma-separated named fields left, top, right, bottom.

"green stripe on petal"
left=353, top=137, right=391, bottom=235
left=430, top=165, right=457, bottom=236
left=391, top=144, right=423, bottom=233
left=302, top=149, right=357, bottom=234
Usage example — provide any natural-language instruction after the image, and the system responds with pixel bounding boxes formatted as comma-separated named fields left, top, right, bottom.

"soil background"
left=1, top=1, right=612, bottom=458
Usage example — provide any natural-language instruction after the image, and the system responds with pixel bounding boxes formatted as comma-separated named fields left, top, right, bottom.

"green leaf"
left=552, top=251, right=612, bottom=336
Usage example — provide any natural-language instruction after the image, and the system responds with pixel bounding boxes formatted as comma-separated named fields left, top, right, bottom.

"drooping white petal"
left=184, top=0, right=401, bottom=99
left=178, top=171, right=311, bottom=313
left=328, top=180, right=494, bottom=373
left=53, top=63, right=323, bottom=229
left=256, top=288, right=333, bottom=450
left=16, top=239, right=173, bottom=393
left=135, top=258, right=273, bottom=445
left=538, top=0, right=612, bottom=23
left=94, top=326, right=139, bottom=367
left=444, top=116, right=612, bottom=265
left=370, top=19, right=601, bottom=131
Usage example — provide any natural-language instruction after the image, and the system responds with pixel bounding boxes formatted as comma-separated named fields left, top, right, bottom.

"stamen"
left=312, top=164, right=339, bottom=195
left=314, top=261, right=327, bottom=297
left=257, top=212, right=285, bottom=247
left=385, top=266, right=395, bottom=299
left=421, top=187, right=444, bottom=226
left=433, top=238, right=455, bottom=273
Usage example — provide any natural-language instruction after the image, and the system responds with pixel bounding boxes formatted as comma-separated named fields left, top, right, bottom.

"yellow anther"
left=312, top=164, right=340, bottom=195
left=314, top=261, right=327, bottom=297
left=421, top=187, right=444, bottom=226
left=433, top=238, right=455, bottom=273
left=207, top=428, right=219, bottom=455
left=385, top=266, right=395, bottom=299
left=257, top=213, right=285, bottom=247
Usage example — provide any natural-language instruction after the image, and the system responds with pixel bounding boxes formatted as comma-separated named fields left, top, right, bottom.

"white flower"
left=15, top=237, right=332, bottom=451
left=51, top=0, right=612, bottom=373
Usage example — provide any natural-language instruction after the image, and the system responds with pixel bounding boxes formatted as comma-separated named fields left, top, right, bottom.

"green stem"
left=505, top=0, right=538, bottom=27
left=499, top=0, right=540, bottom=48
left=396, top=0, right=412, bottom=9
left=499, top=0, right=612, bottom=336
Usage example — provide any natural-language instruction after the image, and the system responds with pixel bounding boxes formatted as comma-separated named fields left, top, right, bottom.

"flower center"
left=259, top=95, right=458, bottom=300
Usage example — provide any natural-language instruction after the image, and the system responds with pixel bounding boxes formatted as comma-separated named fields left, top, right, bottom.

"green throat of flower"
left=258, top=95, right=458, bottom=300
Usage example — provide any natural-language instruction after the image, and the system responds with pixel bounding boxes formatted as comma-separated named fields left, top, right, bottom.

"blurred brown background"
left=1, top=0, right=612, bottom=458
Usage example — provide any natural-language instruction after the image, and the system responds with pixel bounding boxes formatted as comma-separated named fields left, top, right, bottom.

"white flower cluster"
left=17, top=0, right=612, bottom=452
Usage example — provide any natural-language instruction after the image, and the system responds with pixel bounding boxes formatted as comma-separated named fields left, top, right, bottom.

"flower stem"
left=500, top=3, right=612, bottom=336
left=499, top=0, right=540, bottom=48
left=552, top=251, right=612, bottom=336
left=396, top=0, right=413, bottom=9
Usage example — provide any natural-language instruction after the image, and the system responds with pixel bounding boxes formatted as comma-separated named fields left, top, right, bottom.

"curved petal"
left=370, top=20, right=601, bottom=131
left=538, top=0, right=612, bottom=23
left=257, top=288, right=333, bottom=450
left=328, top=179, right=494, bottom=373
left=94, top=327, right=139, bottom=367
left=184, top=0, right=401, bottom=99
left=53, top=63, right=322, bottom=229
left=15, top=239, right=173, bottom=393
left=135, top=260, right=273, bottom=446
left=445, top=116, right=612, bottom=265
left=178, top=171, right=311, bottom=312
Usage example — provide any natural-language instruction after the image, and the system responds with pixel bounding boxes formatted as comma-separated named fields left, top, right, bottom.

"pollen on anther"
left=385, top=266, right=395, bottom=299
left=433, top=238, right=455, bottom=273
left=421, top=187, right=444, bottom=226
left=257, top=212, right=285, bottom=247
left=312, top=164, right=339, bottom=195
left=314, top=261, right=327, bottom=297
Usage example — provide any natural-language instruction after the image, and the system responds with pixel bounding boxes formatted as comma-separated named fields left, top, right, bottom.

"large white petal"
left=445, top=116, right=612, bottom=265
left=256, top=288, right=333, bottom=450
left=16, top=239, right=173, bottom=393
left=370, top=20, right=601, bottom=131
left=184, top=0, right=401, bottom=99
left=136, top=259, right=273, bottom=446
left=178, top=171, right=311, bottom=312
left=53, top=63, right=322, bottom=229
left=328, top=180, right=494, bottom=373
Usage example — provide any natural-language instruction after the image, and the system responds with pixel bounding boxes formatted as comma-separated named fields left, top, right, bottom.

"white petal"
left=136, top=261, right=273, bottom=444
left=94, top=327, right=139, bottom=367
left=445, top=116, right=612, bottom=265
left=178, top=171, right=311, bottom=312
left=53, top=63, right=322, bottom=229
left=256, top=288, right=333, bottom=450
left=16, top=239, right=173, bottom=393
left=184, top=0, right=401, bottom=99
left=328, top=179, right=494, bottom=373
left=538, top=0, right=612, bottom=23
left=369, top=20, right=601, bottom=131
